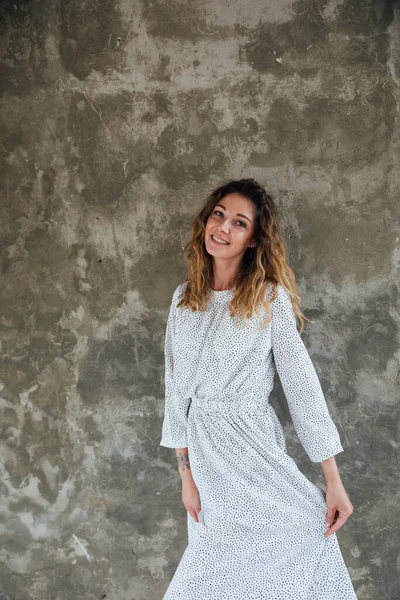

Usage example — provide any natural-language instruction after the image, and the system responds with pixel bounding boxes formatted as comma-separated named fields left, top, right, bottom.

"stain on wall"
left=0, top=0, right=399, bottom=598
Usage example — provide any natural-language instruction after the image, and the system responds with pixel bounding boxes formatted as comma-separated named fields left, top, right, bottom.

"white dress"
left=160, top=282, right=357, bottom=600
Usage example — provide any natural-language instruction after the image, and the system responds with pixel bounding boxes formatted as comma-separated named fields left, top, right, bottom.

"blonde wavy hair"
left=177, top=178, right=310, bottom=334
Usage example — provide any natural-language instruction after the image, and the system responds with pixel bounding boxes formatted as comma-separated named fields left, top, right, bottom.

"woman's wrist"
left=320, top=455, right=342, bottom=484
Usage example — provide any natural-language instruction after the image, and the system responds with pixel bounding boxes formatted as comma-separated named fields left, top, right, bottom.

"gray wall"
left=0, top=1, right=399, bottom=598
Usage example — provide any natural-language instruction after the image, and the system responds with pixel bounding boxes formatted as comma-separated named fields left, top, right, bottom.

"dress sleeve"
left=160, top=285, right=191, bottom=448
left=271, top=284, right=344, bottom=463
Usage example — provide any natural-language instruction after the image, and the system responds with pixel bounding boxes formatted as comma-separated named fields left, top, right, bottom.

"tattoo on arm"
left=176, top=451, right=191, bottom=471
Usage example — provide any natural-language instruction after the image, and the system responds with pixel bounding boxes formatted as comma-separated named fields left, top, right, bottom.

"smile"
left=211, top=234, right=229, bottom=245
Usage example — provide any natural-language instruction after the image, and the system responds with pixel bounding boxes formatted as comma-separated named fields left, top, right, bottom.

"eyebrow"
left=215, top=203, right=252, bottom=223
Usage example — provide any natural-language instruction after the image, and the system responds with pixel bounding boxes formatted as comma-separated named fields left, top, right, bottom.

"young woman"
left=160, top=178, right=357, bottom=599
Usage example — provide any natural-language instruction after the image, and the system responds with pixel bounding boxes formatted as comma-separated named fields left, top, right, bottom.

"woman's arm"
left=175, top=448, right=202, bottom=523
left=271, top=284, right=344, bottom=463
left=160, top=285, right=191, bottom=448
left=271, top=284, right=353, bottom=536
left=176, top=447, right=192, bottom=476
left=159, top=288, right=202, bottom=521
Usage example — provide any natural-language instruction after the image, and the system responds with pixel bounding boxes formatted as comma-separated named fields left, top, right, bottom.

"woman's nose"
left=220, top=220, right=230, bottom=233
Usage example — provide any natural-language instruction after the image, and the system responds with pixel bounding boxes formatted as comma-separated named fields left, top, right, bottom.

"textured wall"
left=0, top=0, right=399, bottom=598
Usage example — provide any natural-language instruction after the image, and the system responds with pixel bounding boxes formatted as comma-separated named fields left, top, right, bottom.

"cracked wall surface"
left=0, top=1, right=399, bottom=598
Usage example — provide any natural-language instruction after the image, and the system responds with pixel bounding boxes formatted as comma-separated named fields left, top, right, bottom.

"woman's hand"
left=324, top=479, right=354, bottom=538
left=182, top=478, right=202, bottom=523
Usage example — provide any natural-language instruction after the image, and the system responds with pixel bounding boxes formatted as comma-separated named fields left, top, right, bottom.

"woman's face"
left=204, top=193, right=257, bottom=258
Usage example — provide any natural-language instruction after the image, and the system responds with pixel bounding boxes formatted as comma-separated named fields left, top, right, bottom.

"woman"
left=160, top=178, right=357, bottom=599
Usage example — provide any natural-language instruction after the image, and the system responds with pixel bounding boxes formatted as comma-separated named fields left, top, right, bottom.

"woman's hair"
left=177, top=178, right=310, bottom=334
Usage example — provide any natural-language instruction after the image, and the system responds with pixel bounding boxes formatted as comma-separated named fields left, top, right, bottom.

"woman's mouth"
left=211, top=234, right=229, bottom=245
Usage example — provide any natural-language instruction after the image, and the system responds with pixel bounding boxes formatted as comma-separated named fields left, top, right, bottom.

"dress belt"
left=188, top=392, right=269, bottom=414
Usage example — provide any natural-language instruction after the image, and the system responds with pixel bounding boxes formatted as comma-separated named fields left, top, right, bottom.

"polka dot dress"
left=160, top=282, right=357, bottom=599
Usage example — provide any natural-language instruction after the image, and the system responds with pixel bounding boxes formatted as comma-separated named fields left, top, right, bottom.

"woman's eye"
left=213, top=211, right=245, bottom=227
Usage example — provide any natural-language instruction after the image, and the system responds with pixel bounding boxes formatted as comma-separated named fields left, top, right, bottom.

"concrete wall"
left=0, top=1, right=399, bottom=598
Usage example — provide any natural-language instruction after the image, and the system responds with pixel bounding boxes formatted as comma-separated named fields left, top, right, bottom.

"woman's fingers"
left=191, top=509, right=199, bottom=522
left=186, top=505, right=202, bottom=522
left=324, top=511, right=349, bottom=538
left=325, top=507, right=337, bottom=529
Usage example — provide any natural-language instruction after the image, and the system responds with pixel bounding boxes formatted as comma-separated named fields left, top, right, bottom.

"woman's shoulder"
left=268, top=283, right=297, bottom=327
left=171, top=281, right=187, bottom=305
left=266, top=283, right=295, bottom=320
left=265, top=282, right=290, bottom=304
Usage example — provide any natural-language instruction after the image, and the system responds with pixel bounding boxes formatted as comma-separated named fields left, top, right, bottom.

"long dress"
left=159, top=281, right=357, bottom=600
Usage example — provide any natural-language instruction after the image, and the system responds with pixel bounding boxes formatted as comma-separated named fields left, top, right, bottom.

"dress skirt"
left=162, top=394, right=357, bottom=600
